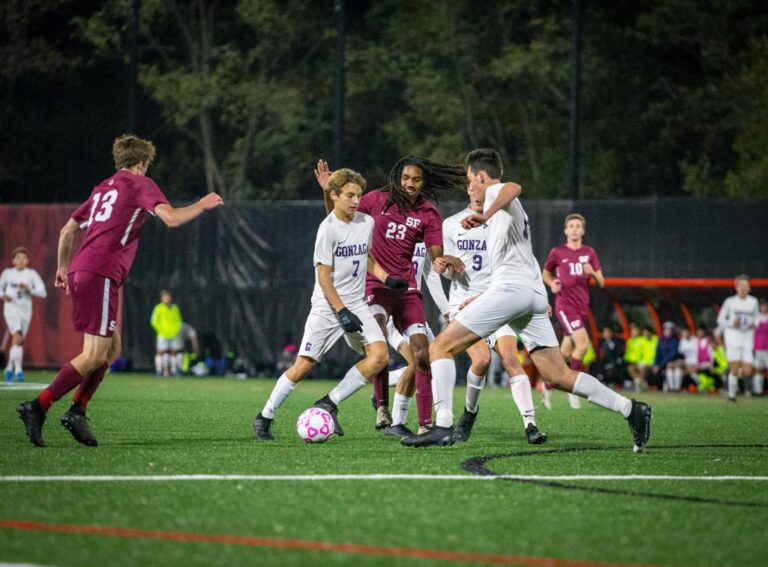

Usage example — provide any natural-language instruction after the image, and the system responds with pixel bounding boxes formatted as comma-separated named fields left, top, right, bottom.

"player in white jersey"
left=1, top=247, right=47, bottom=382
left=441, top=189, right=546, bottom=444
left=402, top=149, right=652, bottom=452
left=252, top=169, right=408, bottom=440
left=383, top=242, right=448, bottom=437
left=716, top=275, right=760, bottom=401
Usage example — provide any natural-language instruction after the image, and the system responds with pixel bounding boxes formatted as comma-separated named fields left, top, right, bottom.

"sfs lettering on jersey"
left=405, top=217, right=421, bottom=228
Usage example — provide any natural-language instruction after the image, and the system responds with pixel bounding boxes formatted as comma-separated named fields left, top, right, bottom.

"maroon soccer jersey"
left=358, top=189, right=443, bottom=289
left=543, top=244, right=601, bottom=315
left=69, top=170, right=169, bottom=286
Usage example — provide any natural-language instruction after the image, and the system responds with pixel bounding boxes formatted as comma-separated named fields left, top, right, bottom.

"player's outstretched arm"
left=366, top=256, right=408, bottom=293
left=314, top=160, right=334, bottom=214
left=155, top=193, right=223, bottom=228
left=461, top=182, right=522, bottom=229
left=55, top=218, right=81, bottom=295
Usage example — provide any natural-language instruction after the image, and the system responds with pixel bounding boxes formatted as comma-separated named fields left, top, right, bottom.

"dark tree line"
left=2, top=0, right=767, bottom=203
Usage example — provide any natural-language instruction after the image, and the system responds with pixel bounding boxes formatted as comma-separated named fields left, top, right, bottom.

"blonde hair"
left=328, top=168, right=366, bottom=194
left=564, top=213, right=586, bottom=228
left=113, top=134, right=157, bottom=170
left=734, top=274, right=750, bottom=283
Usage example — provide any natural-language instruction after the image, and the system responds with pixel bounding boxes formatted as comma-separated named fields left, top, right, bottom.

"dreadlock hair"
left=383, top=155, right=467, bottom=212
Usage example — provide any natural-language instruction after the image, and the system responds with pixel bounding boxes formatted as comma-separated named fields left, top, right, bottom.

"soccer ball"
left=296, top=407, right=334, bottom=443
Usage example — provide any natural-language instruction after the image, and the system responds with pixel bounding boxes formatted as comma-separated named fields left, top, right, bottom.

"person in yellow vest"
left=150, top=290, right=183, bottom=376
left=640, top=326, right=660, bottom=389
left=624, top=323, right=647, bottom=391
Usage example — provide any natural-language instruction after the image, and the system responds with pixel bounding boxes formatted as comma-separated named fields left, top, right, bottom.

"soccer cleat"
left=252, top=413, right=274, bottom=440
left=60, top=405, right=98, bottom=447
left=567, top=393, right=581, bottom=409
left=313, top=395, right=344, bottom=436
left=626, top=399, right=652, bottom=453
left=18, top=400, right=46, bottom=447
left=454, top=408, right=478, bottom=442
left=417, top=424, right=432, bottom=435
left=15, top=371, right=24, bottom=383
left=525, top=423, right=548, bottom=445
left=728, top=396, right=737, bottom=403
left=375, top=406, right=393, bottom=430
left=383, top=423, right=414, bottom=438
left=4, top=369, right=12, bottom=382
left=400, top=425, right=455, bottom=447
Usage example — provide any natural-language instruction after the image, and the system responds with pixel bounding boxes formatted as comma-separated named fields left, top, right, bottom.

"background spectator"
left=654, top=322, right=684, bottom=391
left=150, top=290, right=183, bottom=376
left=593, top=326, right=625, bottom=388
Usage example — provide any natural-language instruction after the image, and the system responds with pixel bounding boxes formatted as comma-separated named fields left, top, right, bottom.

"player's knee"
left=366, top=343, right=389, bottom=371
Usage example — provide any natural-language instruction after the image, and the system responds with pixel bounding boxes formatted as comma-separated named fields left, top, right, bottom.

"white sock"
left=674, top=367, right=684, bottom=390
left=754, top=374, right=764, bottom=395
left=10, top=345, right=23, bottom=373
left=727, top=374, right=738, bottom=398
left=567, top=392, right=582, bottom=408
left=540, top=381, right=552, bottom=406
left=510, top=374, right=536, bottom=427
left=329, top=365, right=369, bottom=405
left=388, top=366, right=406, bottom=388
left=465, top=369, right=485, bottom=413
left=572, top=372, right=632, bottom=418
left=176, top=353, right=184, bottom=373
left=169, top=353, right=178, bottom=374
left=431, top=359, right=456, bottom=428
left=162, top=353, right=170, bottom=374
left=262, top=374, right=297, bottom=419
left=154, top=354, right=163, bottom=375
left=392, top=392, right=412, bottom=425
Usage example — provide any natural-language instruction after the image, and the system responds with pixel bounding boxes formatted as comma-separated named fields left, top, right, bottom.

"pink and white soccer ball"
left=296, top=407, right=334, bottom=443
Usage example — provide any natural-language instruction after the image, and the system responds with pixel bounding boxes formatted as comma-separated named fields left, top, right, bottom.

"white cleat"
left=568, top=393, right=582, bottom=409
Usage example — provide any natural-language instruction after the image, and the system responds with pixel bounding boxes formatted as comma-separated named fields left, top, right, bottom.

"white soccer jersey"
left=443, top=208, right=492, bottom=310
left=678, top=336, right=698, bottom=366
left=717, top=295, right=759, bottom=333
left=310, top=211, right=374, bottom=309
left=0, top=267, right=47, bottom=321
left=411, top=242, right=450, bottom=316
left=483, top=183, right=544, bottom=290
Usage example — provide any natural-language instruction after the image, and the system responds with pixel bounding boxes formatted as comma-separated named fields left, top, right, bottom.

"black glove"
left=385, top=276, right=409, bottom=293
left=337, top=307, right=363, bottom=333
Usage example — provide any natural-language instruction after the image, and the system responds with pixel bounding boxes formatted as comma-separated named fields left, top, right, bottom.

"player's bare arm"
left=314, top=159, right=334, bottom=214
left=154, top=193, right=223, bottom=228
left=316, top=263, right=345, bottom=312
left=55, top=218, right=81, bottom=295
left=428, top=245, right=466, bottom=276
left=458, top=293, right=481, bottom=310
left=461, top=182, right=522, bottom=229
left=542, top=269, right=562, bottom=293
left=584, top=263, right=605, bottom=287
left=366, top=255, right=408, bottom=292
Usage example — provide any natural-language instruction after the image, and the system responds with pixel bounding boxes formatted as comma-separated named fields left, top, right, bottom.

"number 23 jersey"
left=70, top=170, right=169, bottom=286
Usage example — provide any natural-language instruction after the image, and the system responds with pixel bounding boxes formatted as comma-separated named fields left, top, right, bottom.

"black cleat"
left=60, top=404, right=98, bottom=447
left=313, top=395, right=344, bottom=436
left=400, top=425, right=455, bottom=447
left=252, top=413, right=275, bottom=440
left=626, top=399, right=652, bottom=453
left=454, top=408, right=478, bottom=442
left=383, top=423, right=414, bottom=438
left=525, top=423, right=548, bottom=445
left=18, top=400, right=46, bottom=447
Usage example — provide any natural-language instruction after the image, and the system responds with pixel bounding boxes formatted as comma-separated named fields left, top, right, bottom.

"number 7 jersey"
left=69, top=170, right=169, bottom=286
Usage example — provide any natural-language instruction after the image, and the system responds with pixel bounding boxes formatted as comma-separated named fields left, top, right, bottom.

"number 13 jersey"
left=70, top=170, right=169, bottom=286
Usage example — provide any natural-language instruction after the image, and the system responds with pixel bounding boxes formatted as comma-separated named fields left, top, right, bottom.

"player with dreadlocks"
left=315, top=156, right=467, bottom=434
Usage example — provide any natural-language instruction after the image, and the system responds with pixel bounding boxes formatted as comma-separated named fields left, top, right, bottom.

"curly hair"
left=382, top=155, right=467, bottom=212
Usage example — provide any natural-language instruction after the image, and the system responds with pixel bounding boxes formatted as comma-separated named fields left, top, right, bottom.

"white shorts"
left=724, top=330, right=755, bottom=364
left=753, top=350, right=768, bottom=370
left=303, top=302, right=385, bottom=361
left=156, top=336, right=178, bottom=351
left=454, top=282, right=558, bottom=352
left=386, top=318, right=435, bottom=351
left=486, top=325, right=516, bottom=350
left=4, top=311, right=30, bottom=337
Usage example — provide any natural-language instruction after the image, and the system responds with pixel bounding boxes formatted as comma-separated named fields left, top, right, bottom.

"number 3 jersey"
left=358, top=189, right=443, bottom=290
left=442, top=208, right=492, bottom=310
left=311, top=211, right=374, bottom=309
left=69, top=170, right=169, bottom=286
left=543, top=243, right=601, bottom=315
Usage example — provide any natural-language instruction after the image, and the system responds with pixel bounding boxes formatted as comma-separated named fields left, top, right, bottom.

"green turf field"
left=1, top=372, right=766, bottom=566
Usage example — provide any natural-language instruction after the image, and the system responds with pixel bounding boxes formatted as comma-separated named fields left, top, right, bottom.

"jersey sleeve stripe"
left=99, top=277, right=111, bottom=336
left=120, top=208, right=143, bottom=246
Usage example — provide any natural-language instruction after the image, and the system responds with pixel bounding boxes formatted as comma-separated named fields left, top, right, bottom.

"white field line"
left=0, top=474, right=767, bottom=483
left=0, top=383, right=47, bottom=391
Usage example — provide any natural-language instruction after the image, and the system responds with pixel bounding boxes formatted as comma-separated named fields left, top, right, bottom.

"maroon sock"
left=37, top=363, right=85, bottom=412
left=373, top=367, right=389, bottom=408
left=415, top=370, right=433, bottom=427
left=72, top=364, right=108, bottom=410
left=569, top=358, right=585, bottom=372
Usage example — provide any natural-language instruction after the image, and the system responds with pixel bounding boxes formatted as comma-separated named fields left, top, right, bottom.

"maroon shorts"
left=554, top=305, right=587, bottom=336
left=69, top=271, right=119, bottom=337
left=365, top=285, right=426, bottom=335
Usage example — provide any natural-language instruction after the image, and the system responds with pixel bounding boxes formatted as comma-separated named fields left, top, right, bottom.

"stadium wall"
left=1, top=198, right=766, bottom=370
